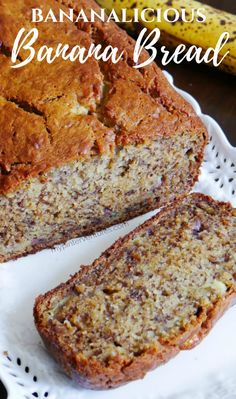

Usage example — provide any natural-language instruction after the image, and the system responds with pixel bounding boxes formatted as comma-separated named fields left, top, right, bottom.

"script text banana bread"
left=34, top=193, right=236, bottom=389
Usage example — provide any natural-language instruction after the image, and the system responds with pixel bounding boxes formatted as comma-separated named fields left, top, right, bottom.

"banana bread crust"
left=0, top=0, right=207, bottom=194
left=34, top=193, right=236, bottom=389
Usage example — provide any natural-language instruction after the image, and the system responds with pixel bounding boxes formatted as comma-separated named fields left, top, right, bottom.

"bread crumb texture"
left=34, top=194, right=236, bottom=388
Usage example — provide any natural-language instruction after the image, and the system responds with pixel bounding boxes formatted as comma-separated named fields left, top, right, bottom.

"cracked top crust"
left=0, top=0, right=205, bottom=194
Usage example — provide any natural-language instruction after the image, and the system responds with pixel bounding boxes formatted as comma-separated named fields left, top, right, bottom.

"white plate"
left=0, top=71, right=236, bottom=399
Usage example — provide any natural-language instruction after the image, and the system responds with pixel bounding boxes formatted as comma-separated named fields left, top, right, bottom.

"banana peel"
left=97, top=0, right=236, bottom=75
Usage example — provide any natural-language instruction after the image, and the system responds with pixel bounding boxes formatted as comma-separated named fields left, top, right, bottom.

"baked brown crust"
left=0, top=0, right=207, bottom=194
left=34, top=193, right=236, bottom=389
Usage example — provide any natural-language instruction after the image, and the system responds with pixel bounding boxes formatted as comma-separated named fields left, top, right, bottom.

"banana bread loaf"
left=34, top=193, right=236, bottom=389
left=0, top=0, right=207, bottom=262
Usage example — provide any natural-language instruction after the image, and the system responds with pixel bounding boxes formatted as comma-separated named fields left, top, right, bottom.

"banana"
left=97, top=0, right=236, bottom=75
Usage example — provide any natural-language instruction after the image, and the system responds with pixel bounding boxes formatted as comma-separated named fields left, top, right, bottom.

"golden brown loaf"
left=0, top=0, right=207, bottom=262
left=34, top=193, right=236, bottom=389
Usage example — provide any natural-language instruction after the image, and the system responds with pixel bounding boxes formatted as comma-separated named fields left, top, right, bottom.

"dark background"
left=0, top=0, right=235, bottom=398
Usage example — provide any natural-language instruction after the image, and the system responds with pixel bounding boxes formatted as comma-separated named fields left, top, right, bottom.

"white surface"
left=0, top=71, right=236, bottom=399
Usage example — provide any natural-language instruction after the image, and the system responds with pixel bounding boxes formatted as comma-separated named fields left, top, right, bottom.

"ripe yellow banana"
left=97, top=0, right=236, bottom=74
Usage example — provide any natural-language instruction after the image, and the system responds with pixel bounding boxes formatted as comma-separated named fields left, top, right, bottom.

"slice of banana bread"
left=0, top=0, right=207, bottom=262
left=34, top=193, right=236, bottom=389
